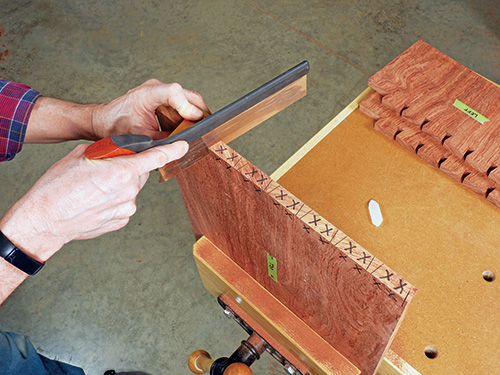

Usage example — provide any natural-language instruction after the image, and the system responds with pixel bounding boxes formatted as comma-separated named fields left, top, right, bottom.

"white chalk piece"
left=368, top=200, right=383, bottom=227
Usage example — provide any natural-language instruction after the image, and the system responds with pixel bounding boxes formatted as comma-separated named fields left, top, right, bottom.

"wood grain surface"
left=177, top=142, right=416, bottom=375
left=359, top=91, right=500, bottom=206
left=369, top=40, right=500, bottom=182
left=277, top=108, right=500, bottom=374
left=364, top=42, right=500, bottom=208
left=193, top=236, right=360, bottom=375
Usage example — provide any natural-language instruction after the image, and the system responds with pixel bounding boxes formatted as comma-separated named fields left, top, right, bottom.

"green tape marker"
left=267, top=253, right=278, bottom=282
left=453, top=99, right=489, bottom=125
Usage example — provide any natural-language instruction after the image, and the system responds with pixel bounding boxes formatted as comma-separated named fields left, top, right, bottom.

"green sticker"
left=453, top=99, right=490, bottom=125
left=267, top=253, right=278, bottom=282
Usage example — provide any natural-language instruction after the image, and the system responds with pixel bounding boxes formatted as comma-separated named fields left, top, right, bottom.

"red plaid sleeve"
left=0, top=79, right=42, bottom=161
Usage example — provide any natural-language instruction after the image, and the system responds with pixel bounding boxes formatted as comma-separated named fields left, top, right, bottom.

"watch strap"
left=0, top=230, right=44, bottom=275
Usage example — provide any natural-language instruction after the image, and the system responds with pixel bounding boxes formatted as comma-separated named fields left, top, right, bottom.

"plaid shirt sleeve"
left=0, top=79, right=42, bottom=162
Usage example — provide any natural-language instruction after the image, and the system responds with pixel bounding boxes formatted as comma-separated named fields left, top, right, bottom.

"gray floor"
left=0, top=1, right=498, bottom=374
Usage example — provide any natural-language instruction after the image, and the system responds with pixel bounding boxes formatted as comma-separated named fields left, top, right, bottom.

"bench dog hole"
left=424, top=346, right=438, bottom=359
left=483, top=270, right=496, bottom=282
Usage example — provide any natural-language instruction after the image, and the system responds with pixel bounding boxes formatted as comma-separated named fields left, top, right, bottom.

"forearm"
left=0, top=140, right=188, bottom=305
left=0, top=201, right=60, bottom=305
left=22, top=79, right=209, bottom=144
left=24, top=97, right=102, bottom=143
left=0, top=79, right=205, bottom=304
left=0, top=259, right=29, bottom=304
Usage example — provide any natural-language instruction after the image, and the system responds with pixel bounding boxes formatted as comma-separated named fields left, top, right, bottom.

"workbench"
left=172, top=74, right=499, bottom=374
left=271, top=88, right=500, bottom=374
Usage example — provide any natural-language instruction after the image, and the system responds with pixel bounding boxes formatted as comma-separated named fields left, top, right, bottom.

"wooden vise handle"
left=188, top=350, right=213, bottom=374
left=188, top=350, right=253, bottom=375
left=225, top=363, right=253, bottom=375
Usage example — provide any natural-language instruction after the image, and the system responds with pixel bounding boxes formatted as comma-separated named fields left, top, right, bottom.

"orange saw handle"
left=85, top=118, right=200, bottom=160
left=84, top=136, right=138, bottom=159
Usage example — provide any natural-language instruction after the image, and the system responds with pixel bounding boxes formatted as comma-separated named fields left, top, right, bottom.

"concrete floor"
left=0, top=1, right=498, bottom=374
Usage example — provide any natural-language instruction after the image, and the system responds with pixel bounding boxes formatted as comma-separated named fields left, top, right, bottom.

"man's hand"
left=91, top=79, right=210, bottom=140
left=0, top=141, right=188, bottom=263
left=25, top=80, right=209, bottom=143
left=1, top=79, right=204, bottom=302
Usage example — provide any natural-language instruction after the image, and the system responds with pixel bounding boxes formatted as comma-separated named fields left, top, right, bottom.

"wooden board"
left=158, top=62, right=308, bottom=181
left=368, top=40, right=500, bottom=181
left=193, top=236, right=360, bottom=375
left=176, top=142, right=416, bottom=375
left=276, top=107, right=500, bottom=374
left=359, top=91, right=500, bottom=207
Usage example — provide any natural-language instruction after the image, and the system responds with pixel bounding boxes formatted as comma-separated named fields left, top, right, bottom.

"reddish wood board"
left=359, top=91, right=500, bottom=207
left=176, top=142, right=416, bottom=375
left=368, top=40, right=500, bottom=182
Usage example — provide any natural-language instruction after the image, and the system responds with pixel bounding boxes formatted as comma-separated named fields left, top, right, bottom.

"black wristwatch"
left=0, top=230, right=44, bottom=275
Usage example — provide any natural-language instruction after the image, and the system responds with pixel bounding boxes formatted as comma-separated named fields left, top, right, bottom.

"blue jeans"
left=0, top=331, right=85, bottom=375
